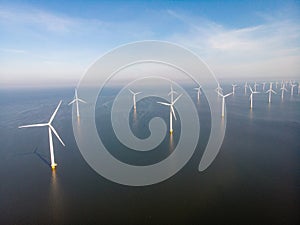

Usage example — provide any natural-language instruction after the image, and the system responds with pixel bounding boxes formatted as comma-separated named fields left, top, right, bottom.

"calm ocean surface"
left=0, top=84, right=299, bottom=224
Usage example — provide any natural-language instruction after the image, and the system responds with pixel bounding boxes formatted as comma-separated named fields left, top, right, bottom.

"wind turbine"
left=290, top=83, right=297, bottom=96
left=232, top=84, right=237, bottom=95
left=194, top=85, right=202, bottom=101
left=215, top=83, right=223, bottom=95
left=68, top=89, right=87, bottom=118
left=280, top=84, right=288, bottom=100
left=266, top=82, right=276, bottom=103
left=249, top=86, right=259, bottom=109
left=298, top=83, right=300, bottom=95
left=244, top=82, right=248, bottom=95
left=129, top=89, right=141, bottom=110
left=157, top=94, right=182, bottom=134
left=168, top=84, right=178, bottom=103
left=262, top=82, right=266, bottom=91
left=275, top=81, right=279, bottom=89
left=217, top=91, right=233, bottom=118
left=18, top=101, right=65, bottom=169
left=254, top=82, right=259, bottom=92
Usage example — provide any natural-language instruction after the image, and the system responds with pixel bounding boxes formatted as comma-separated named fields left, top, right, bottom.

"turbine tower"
left=129, top=89, right=141, bottom=110
left=280, top=84, right=288, bottom=100
left=290, top=83, right=297, bottom=96
left=266, top=82, right=276, bottom=103
left=232, top=84, right=237, bottom=95
left=275, top=81, right=279, bottom=89
left=68, top=89, right=87, bottom=118
left=217, top=91, right=233, bottom=118
left=194, top=85, right=202, bottom=101
left=249, top=86, right=259, bottom=109
left=157, top=94, right=182, bottom=134
left=18, top=101, right=65, bottom=169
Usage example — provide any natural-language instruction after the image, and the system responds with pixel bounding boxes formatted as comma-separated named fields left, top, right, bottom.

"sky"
left=0, top=0, right=299, bottom=87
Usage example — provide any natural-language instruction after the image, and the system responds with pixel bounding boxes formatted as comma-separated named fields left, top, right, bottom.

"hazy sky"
left=0, top=0, right=299, bottom=87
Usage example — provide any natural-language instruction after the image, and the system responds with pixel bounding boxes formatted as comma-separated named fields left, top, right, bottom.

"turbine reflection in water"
left=49, top=170, right=65, bottom=224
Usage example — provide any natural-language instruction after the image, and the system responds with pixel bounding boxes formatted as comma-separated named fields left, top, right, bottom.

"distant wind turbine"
left=217, top=91, right=233, bottom=118
left=275, top=81, right=279, bottom=89
left=68, top=89, right=87, bottom=118
left=232, top=84, right=237, bottom=95
left=266, top=82, right=276, bottom=103
left=290, top=83, right=297, bottom=96
left=254, top=82, right=259, bottom=92
left=262, top=82, right=266, bottom=91
left=280, top=84, right=288, bottom=100
left=168, top=84, right=178, bottom=103
left=244, top=82, right=248, bottom=95
left=18, top=101, right=65, bottom=169
left=129, top=89, right=141, bottom=110
left=215, top=83, right=223, bottom=96
left=157, top=94, right=182, bottom=134
left=249, top=86, right=259, bottom=109
left=194, top=85, right=202, bottom=101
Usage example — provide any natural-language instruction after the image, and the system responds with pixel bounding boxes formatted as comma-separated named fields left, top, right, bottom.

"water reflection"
left=249, top=109, right=253, bottom=120
left=49, top=170, right=65, bottom=224
left=169, top=134, right=174, bottom=153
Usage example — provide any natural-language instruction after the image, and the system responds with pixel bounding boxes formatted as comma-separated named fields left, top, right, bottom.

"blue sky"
left=0, top=0, right=299, bottom=86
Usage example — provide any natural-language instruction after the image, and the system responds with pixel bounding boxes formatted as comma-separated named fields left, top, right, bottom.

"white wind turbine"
left=194, top=85, right=202, bottom=101
left=266, top=82, right=276, bottom=103
left=249, top=86, right=259, bottom=109
left=298, top=83, right=300, bottom=95
left=68, top=89, right=87, bottom=118
left=275, top=81, right=279, bottom=89
left=232, top=84, right=237, bottom=95
left=262, top=82, right=266, bottom=91
left=157, top=94, right=182, bottom=134
left=254, top=82, right=259, bottom=92
left=215, top=83, right=223, bottom=96
left=217, top=91, right=233, bottom=118
left=129, top=89, right=142, bottom=110
left=244, top=82, right=248, bottom=95
left=280, top=83, right=288, bottom=100
left=290, top=83, right=297, bottom=96
left=168, top=84, right=178, bottom=103
left=18, top=101, right=65, bottom=169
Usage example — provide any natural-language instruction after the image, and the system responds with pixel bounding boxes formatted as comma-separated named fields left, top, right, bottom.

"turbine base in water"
left=51, top=163, right=57, bottom=169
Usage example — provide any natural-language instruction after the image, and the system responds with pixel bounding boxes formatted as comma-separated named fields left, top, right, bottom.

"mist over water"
left=0, top=83, right=299, bottom=224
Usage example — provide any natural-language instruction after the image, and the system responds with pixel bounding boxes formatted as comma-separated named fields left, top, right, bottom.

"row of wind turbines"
left=210, top=80, right=299, bottom=118
left=19, top=80, right=298, bottom=169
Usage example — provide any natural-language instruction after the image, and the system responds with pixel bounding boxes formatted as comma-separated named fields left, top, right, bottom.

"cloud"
left=166, top=10, right=300, bottom=79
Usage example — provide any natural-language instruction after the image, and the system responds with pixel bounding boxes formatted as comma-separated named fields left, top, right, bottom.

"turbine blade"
left=49, top=125, right=65, bottom=146
left=135, top=92, right=142, bottom=95
left=157, top=101, right=171, bottom=106
left=19, top=123, right=48, bottom=128
left=224, top=92, right=233, bottom=98
left=249, top=86, right=253, bottom=93
left=173, top=94, right=182, bottom=104
left=77, top=98, right=87, bottom=103
left=128, top=89, right=135, bottom=95
left=271, top=90, right=276, bottom=94
left=68, top=99, right=76, bottom=105
left=217, top=91, right=224, bottom=97
left=171, top=105, right=177, bottom=120
left=49, top=100, right=62, bottom=124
